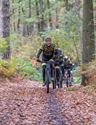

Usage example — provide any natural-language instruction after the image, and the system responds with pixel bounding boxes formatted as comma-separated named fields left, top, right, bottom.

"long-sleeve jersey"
left=36, top=43, right=55, bottom=61
left=63, top=61, right=73, bottom=70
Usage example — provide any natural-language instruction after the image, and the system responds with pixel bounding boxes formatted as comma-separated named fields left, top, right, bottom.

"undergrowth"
left=0, top=57, right=42, bottom=81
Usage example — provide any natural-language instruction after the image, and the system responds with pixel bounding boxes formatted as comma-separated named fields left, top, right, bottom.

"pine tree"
left=0, top=0, right=10, bottom=59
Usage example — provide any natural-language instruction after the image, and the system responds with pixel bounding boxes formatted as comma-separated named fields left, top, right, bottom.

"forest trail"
left=0, top=80, right=96, bottom=125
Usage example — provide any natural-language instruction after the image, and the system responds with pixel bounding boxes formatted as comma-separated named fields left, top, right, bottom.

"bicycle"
left=53, top=65, right=63, bottom=88
left=64, top=69, right=73, bottom=87
left=38, top=59, right=53, bottom=93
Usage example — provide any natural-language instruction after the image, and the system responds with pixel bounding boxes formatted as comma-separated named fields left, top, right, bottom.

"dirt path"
left=0, top=80, right=96, bottom=125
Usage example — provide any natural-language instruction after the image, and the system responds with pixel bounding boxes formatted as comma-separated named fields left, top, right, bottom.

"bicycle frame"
left=64, top=69, right=72, bottom=87
left=43, top=61, right=52, bottom=93
left=45, top=61, right=51, bottom=84
left=53, top=65, right=63, bottom=88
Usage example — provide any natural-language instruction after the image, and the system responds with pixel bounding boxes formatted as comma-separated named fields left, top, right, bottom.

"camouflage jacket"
left=36, top=43, right=55, bottom=61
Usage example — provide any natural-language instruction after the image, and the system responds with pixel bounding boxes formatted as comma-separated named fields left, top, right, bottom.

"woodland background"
left=0, top=0, right=96, bottom=85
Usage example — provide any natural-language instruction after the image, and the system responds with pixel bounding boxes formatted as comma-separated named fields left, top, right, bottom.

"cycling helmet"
left=64, top=56, right=69, bottom=61
left=55, top=48, right=62, bottom=56
left=64, top=56, right=68, bottom=59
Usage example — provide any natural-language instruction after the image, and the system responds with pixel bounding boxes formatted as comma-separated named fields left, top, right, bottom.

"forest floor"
left=0, top=79, right=96, bottom=125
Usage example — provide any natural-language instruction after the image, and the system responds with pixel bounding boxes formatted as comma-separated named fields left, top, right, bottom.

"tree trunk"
left=28, top=0, right=34, bottom=35
left=82, top=0, right=95, bottom=85
left=65, top=0, right=69, bottom=11
left=0, top=0, right=10, bottom=59
left=55, top=8, right=59, bottom=29
left=35, top=0, right=41, bottom=32
left=47, top=0, right=53, bottom=29
left=17, top=6, right=21, bottom=32
left=39, top=0, right=46, bottom=32
left=11, top=0, right=17, bottom=32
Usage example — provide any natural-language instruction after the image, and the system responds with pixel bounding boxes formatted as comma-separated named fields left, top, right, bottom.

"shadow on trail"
left=41, top=88, right=68, bottom=125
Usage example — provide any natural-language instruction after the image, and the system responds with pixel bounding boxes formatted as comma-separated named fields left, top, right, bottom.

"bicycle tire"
left=45, top=62, right=51, bottom=93
left=66, top=80, right=69, bottom=87
left=60, top=80, right=63, bottom=88
left=55, top=67, right=62, bottom=88
left=52, top=80, right=56, bottom=89
left=46, top=81, right=49, bottom=93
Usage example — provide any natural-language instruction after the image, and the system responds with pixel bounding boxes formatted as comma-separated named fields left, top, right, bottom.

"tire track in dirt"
left=0, top=80, right=68, bottom=125
left=41, top=90, right=69, bottom=125
left=0, top=81, right=96, bottom=125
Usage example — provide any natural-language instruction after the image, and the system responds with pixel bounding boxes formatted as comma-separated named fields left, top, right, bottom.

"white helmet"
left=64, top=56, right=68, bottom=59
left=64, top=56, right=69, bottom=62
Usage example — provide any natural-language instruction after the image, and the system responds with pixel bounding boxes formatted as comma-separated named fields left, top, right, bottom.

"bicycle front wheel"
left=52, top=80, right=56, bottom=89
left=46, top=81, right=49, bottom=93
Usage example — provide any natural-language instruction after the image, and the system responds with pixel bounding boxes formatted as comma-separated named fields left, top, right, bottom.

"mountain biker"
left=54, top=48, right=64, bottom=85
left=63, top=56, right=73, bottom=69
left=54, top=48, right=63, bottom=68
left=63, top=56, right=74, bottom=84
left=36, top=37, right=56, bottom=85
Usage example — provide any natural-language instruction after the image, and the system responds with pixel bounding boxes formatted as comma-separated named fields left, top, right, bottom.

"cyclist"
left=54, top=48, right=64, bottom=68
left=36, top=37, right=56, bottom=85
left=54, top=48, right=64, bottom=85
left=63, top=56, right=74, bottom=85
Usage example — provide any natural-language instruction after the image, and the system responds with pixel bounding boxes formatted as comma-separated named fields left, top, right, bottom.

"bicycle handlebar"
left=37, top=59, right=54, bottom=64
